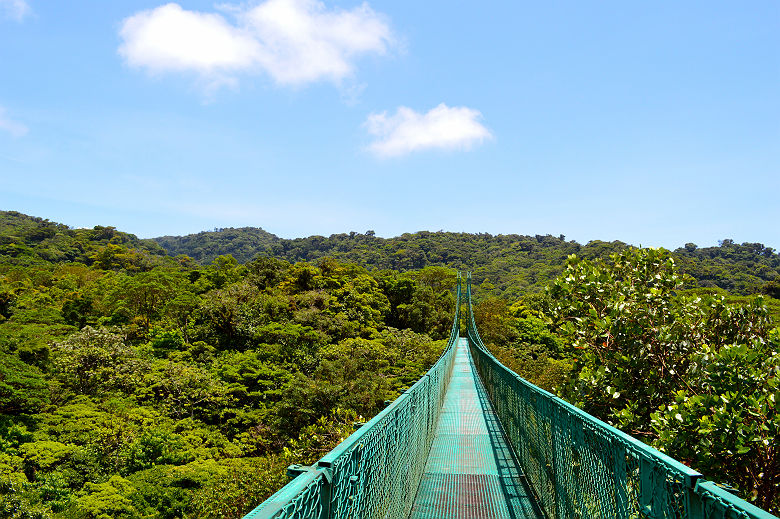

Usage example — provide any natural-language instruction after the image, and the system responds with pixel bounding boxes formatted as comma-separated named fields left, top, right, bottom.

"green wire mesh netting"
left=464, top=273, right=776, bottom=519
left=243, top=275, right=462, bottom=519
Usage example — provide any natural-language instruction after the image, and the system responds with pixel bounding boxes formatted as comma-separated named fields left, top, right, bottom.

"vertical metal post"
left=686, top=480, right=704, bottom=519
left=315, top=464, right=334, bottom=519
left=613, top=441, right=628, bottom=519
left=571, top=414, right=585, bottom=519
left=640, top=458, right=654, bottom=517
left=550, top=398, right=561, bottom=519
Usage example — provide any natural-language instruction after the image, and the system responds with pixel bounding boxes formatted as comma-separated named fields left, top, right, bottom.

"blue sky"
left=0, top=1, right=778, bottom=249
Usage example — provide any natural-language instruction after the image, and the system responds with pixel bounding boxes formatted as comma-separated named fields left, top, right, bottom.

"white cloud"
left=118, top=4, right=259, bottom=75
left=365, top=103, right=492, bottom=157
left=118, top=0, right=394, bottom=89
left=0, top=107, right=28, bottom=137
left=0, top=0, right=30, bottom=21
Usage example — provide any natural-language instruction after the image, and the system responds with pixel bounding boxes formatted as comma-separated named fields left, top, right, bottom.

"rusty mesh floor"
left=408, top=338, right=543, bottom=519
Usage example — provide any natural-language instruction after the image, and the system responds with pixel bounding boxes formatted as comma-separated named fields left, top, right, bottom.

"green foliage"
left=273, top=329, right=443, bottom=438
left=0, top=475, right=53, bottom=519
left=2, top=210, right=779, bottom=516
left=154, top=228, right=279, bottom=264
left=18, top=441, right=78, bottom=479
left=763, top=279, right=780, bottom=299
left=202, top=255, right=246, bottom=290
left=675, top=240, right=780, bottom=295
left=283, top=408, right=361, bottom=464
left=61, top=296, right=93, bottom=329
left=473, top=297, right=571, bottom=392
left=112, top=271, right=186, bottom=332
left=156, top=229, right=613, bottom=297
left=125, top=463, right=211, bottom=519
left=188, top=458, right=287, bottom=519
left=146, top=328, right=186, bottom=358
left=68, top=475, right=139, bottom=519
left=154, top=225, right=780, bottom=300
left=140, top=361, right=230, bottom=422
left=652, top=335, right=780, bottom=511
left=0, top=352, right=49, bottom=414
left=51, top=327, right=146, bottom=396
left=0, top=211, right=166, bottom=268
left=548, top=248, right=778, bottom=511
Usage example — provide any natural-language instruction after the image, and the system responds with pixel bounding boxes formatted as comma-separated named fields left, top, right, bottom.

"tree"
left=189, top=458, right=287, bottom=519
left=549, top=248, right=778, bottom=511
left=0, top=352, right=49, bottom=414
left=0, top=282, right=14, bottom=320
left=414, top=266, right=457, bottom=294
left=652, top=333, right=780, bottom=512
left=61, top=296, right=93, bottom=329
left=549, top=248, right=771, bottom=434
left=69, top=475, right=140, bottom=519
left=0, top=475, right=53, bottom=519
left=143, top=361, right=229, bottom=421
left=127, top=429, right=191, bottom=471
left=763, top=279, right=780, bottom=299
left=473, top=297, right=517, bottom=347
left=203, top=255, right=246, bottom=290
left=113, top=271, right=182, bottom=332
left=52, top=327, right=146, bottom=395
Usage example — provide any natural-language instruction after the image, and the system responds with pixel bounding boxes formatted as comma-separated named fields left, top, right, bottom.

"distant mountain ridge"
left=153, top=227, right=279, bottom=263
left=1, top=211, right=778, bottom=298
left=151, top=226, right=780, bottom=299
left=0, top=210, right=166, bottom=267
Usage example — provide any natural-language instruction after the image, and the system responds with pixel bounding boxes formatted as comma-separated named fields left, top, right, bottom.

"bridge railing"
left=464, top=273, right=776, bottom=519
left=244, top=274, right=462, bottom=519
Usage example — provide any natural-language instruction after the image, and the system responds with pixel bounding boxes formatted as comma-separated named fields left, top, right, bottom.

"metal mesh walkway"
left=408, top=338, right=543, bottom=519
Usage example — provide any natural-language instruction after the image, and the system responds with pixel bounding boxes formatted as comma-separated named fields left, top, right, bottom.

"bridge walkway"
left=408, top=338, right=543, bottom=519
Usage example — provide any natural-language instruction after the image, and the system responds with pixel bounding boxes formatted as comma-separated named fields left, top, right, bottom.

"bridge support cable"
left=243, top=274, right=464, bottom=519
left=464, top=273, right=777, bottom=519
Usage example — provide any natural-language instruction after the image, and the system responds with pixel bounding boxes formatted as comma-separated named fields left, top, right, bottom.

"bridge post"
left=613, top=441, right=628, bottom=518
left=315, top=461, right=334, bottom=519
left=550, top=398, right=562, bottom=519
left=282, top=464, right=334, bottom=519
left=686, top=484, right=704, bottom=519
left=639, top=458, right=653, bottom=517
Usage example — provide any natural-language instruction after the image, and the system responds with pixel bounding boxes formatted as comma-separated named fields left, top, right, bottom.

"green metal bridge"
left=244, top=274, right=777, bottom=519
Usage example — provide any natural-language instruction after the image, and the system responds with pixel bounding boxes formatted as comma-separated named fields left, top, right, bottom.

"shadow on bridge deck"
left=408, top=338, right=543, bottom=519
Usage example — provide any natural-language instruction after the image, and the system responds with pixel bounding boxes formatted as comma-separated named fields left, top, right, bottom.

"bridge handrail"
left=244, top=273, right=463, bottom=519
left=464, top=272, right=777, bottom=519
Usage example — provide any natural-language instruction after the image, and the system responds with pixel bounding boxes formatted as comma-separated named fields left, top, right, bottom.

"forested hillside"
left=0, top=211, right=167, bottom=268
left=153, top=226, right=780, bottom=299
left=154, top=228, right=278, bottom=264
left=675, top=240, right=780, bottom=296
left=0, top=212, right=458, bottom=518
left=1, top=211, right=778, bottom=516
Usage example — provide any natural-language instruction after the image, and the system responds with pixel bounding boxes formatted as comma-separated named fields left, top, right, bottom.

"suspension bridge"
left=244, top=274, right=776, bottom=519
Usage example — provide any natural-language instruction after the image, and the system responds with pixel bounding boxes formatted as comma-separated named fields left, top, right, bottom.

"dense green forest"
left=153, top=226, right=780, bottom=299
left=0, top=212, right=457, bottom=518
left=1, top=211, right=778, bottom=516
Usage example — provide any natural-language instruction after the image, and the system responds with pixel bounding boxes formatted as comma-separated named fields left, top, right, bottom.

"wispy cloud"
left=118, top=0, right=394, bottom=91
left=0, top=0, right=31, bottom=22
left=365, top=103, right=492, bottom=158
left=0, top=106, right=28, bottom=137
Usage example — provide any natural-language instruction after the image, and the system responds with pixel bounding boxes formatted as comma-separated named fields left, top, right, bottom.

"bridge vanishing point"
left=244, top=273, right=777, bottom=519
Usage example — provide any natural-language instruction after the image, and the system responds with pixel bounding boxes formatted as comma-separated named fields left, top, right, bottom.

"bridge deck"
left=408, top=338, right=543, bottom=519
